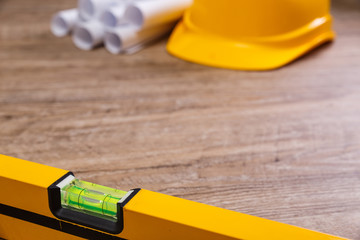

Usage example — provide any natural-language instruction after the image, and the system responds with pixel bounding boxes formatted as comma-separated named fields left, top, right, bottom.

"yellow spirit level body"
left=0, top=154, right=347, bottom=240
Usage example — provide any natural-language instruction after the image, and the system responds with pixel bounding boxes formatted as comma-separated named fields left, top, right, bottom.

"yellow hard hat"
left=167, top=0, right=335, bottom=70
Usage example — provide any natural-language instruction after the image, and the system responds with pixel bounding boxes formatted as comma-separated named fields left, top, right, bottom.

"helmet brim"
left=167, top=19, right=335, bottom=71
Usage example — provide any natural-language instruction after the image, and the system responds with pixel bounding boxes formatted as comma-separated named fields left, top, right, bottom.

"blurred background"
left=0, top=0, right=360, bottom=239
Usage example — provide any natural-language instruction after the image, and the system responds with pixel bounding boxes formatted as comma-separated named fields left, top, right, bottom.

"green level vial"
left=60, top=178, right=128, bottom=221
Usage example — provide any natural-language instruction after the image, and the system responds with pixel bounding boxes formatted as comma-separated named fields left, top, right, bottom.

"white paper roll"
left=51, top=9, right=79, bottom=37
left=124, top=0, right=192, bottom=29
left=72, top=21, right=105, bottom=50
left=104, top=23, right=175, bottom=54
left=101, top=3, right=128, bottom=28
left=78, top=0, right=120, bottom=20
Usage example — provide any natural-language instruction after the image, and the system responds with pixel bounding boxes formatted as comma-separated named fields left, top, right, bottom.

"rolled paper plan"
left=51, top=9, right=79, bottom=37
left=124, top=0, right=193, bottom=29
left=72, top=20, right=105, bottom=50
left=78, top=0, right=120, bottom=20
left=101, top=3, right=128, bottom=28
left=104, top=23, right=175, bottom=54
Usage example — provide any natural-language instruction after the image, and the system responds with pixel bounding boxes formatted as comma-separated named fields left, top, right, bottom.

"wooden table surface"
left=1, top=0, right=360, bottom=239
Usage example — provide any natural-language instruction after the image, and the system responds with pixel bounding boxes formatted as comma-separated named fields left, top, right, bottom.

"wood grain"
left=1, top=0, right=360, bottom=239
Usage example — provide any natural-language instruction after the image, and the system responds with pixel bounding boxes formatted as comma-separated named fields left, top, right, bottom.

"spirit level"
left=0, top=154, right=347, bottom=240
